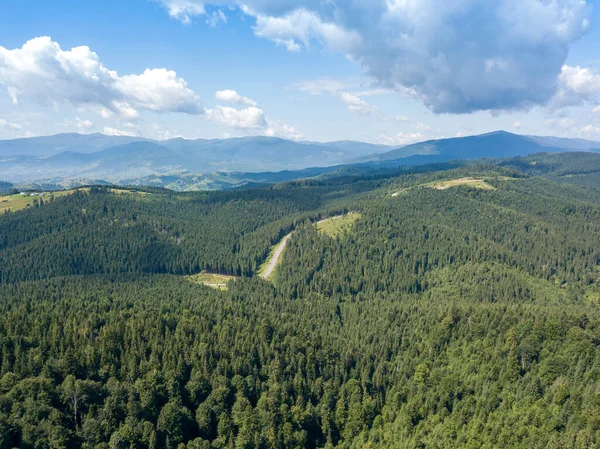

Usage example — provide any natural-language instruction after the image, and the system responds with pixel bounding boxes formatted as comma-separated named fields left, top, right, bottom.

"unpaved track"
left=261, top=233, right=292, bottom=279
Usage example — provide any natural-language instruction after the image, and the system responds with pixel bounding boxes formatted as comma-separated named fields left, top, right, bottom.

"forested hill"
left=2, top=155, right=600, bottom=448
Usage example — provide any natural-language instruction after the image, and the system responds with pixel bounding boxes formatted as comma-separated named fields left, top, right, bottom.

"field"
left=427, top=177, right=496, bottom=190
left=0, top=188, right=89, bottom=213
left=392, top=177, right=505, bottom=197
left=108, top=188, right=149, bottom=195
left=0, top=188, right=152, bottom=213
left=317, top=213, right=361, bottom=237
left=186, top=272, right=238, bottom=290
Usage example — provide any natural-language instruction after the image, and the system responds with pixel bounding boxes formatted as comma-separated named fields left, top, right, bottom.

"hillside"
left=2, top=131, right=600, bottom=190
left=2, top=154, right=600, bottom=448
left=0, top=134, right=394, bottom=185
left=369, top=130, right=600, bottom=163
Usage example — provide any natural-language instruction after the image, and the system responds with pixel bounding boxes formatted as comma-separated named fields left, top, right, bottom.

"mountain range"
left=1, top=131, right=599, bottom=190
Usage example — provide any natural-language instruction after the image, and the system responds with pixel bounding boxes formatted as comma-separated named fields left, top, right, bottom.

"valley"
left=2, top=151, right=600, bottom=448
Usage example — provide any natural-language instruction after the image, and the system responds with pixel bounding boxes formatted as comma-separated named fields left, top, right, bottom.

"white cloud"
left=552, top=65, right=600, bottom=108
left=341, top=93, right=379, bottom=116
left=375, top=132, right=428, bottom=146
left=207, top=9, right=227, bottom=27
left=512, top=121, right=522, bottom=129
left=264, top=120, right=303, bottom=140
left=456, top=128, right=473, bottom=138
left=253, top=9, right=361, bottom=55
left=594, top=105, right=600, bottom=113
left=205, top=104, right=303, bottom=139
left=61, top=118, right=94, bottom=132
left=205, top=105, right=267, bottom=129
left=545, top=117, right=576, bottom=129
left=76, top=118, right=93, bottom=131
left=413, top=122, right=430, bottom=131
left=176, top=0, right=592, bottom=114
left=156, top=0, right=205, bottom=24
left=103, top=127, right=137, bottom=137
left=0, top=37, right=204, bottom=120
left=575, top=124, right=600, bottom=140
left=0, top=119, right=22, bottom=130
left=215, top=89, right=258, bottom=106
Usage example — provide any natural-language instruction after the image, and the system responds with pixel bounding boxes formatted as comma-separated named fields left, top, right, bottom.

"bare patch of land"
left=0, top=188, right=90, bottom=213
left=109, top=188, right=149, bottom=196
left=317, top=213, right=361, bottom=238
left=391, top=176, right=515, bottom=197
left=186, top=272, right=238, bottom=290
left=428, top=177, right=495, bottom=190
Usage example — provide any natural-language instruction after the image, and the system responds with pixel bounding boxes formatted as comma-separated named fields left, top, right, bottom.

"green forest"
left=2, top=153, right=600, bottom=448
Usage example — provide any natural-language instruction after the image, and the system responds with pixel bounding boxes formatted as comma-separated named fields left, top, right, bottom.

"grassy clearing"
left=425, top=177, right=495, bottom=190
left=392, top=177, right=514, bottom=197
left=0, top=188, right=89, bottom=213
left=108, top=188, right=149, bottom=196
left=186, top=272, right=238, bottom=290
left=0, top=188, right=151, bottom=213
left=317, top=213, right=362, bottom=238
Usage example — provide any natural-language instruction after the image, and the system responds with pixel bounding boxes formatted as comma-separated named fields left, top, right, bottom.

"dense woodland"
left=2, top=153, right=600, bottom=448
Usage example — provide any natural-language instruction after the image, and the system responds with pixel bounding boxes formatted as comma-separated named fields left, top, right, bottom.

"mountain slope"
left=0, top=135, right=394, bottom=184
left=0, top=133, right=149, bottom=157
left=2, top=131, right=600, bottom=189
left=370, top=131, right=600, bottom=163
left=3, top=160, right=600, bottom=448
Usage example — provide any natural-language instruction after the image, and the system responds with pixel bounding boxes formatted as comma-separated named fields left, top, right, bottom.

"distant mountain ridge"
left=1, top=131, right=599, bottom=190
left=367, top=131, right=600, bottom=163
left=0, top=134, right=395, bottom=184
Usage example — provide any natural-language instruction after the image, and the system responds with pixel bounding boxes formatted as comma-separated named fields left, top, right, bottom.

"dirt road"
left=260, top=233, right=292, bottom=279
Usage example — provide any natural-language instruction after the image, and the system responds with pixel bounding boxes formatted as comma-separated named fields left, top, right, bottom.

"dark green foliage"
left=2, top=155, right=600, bottom=448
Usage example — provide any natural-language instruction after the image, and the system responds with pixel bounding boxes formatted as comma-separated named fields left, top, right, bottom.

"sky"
left=0, top=0, right=599, bottom=145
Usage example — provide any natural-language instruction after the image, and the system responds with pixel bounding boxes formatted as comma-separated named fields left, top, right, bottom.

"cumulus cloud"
left=341, top=93, right=379, bottom=116
left=165, top=0, right=592, bottom=114
left=215, top=89, right=258, bottom=106
left=594, top=106, right=600, bottom=113
left=0, top=119, right=22, bottom=131
left=75, top=118, right=94, bottom=130
left=572, top=124, right=600, bottom=140
left=375, top=132, right=428, bottom=146
left=156, top=0, right=205, bottom=24
left=0, top=37, right=204, bottom=120
left=264, top=120, right=303, bottom=140
left=205, top=104, right=303, bottom=140
left=103, top=127, right=137, bottom=137
left=512, top=121, right=522, bottom=129
left=456, top=128, right=474, bottom=138
left=553, top=65, right=600, bottom=109
left=205, top=105, right=267, bottom=129
left=545, top=117, right=576, bottom=130
left=253, top=9, right=361, bottom=54
left=61, top=118, right=94, bottom=132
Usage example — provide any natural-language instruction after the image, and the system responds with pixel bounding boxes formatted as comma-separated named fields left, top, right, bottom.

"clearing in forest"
left=317, top=213, right=361, bottom=238
left=259, top=233, right=293, bottom=280
left=427, top=177, right=495, bottom=190
left=0, top=188, right=90, bottom=213
left=187, top=272, right=238, bottom=290
left=392, top=177, right=505, bottom=197
left=109, top=188, right=150, bottom=196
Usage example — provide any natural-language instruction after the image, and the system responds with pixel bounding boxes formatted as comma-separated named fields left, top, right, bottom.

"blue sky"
left=0, top=0, right=599, bottom=144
